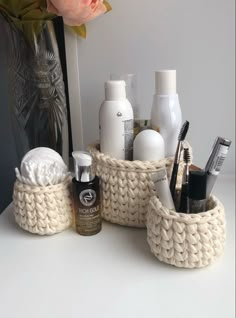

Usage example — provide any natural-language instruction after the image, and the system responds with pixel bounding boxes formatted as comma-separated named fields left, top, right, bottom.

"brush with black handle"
left=179, top=148, right=191, bottom=212
left=170, top=120, right=190, bottom=199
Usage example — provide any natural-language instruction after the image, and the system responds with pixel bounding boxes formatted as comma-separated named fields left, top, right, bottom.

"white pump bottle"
left=151, top=70, right=182, bottom=157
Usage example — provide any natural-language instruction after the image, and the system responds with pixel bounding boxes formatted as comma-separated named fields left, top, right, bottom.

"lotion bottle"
left=151, top=70, right=182, bottom=157
left=72, top=151, right=101, bottom=236
left=99, top=80, right=134, bottom=160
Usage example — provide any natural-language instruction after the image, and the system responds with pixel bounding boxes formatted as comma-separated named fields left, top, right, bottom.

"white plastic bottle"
left=151, top=70, right=182, bottom=157
left=99, top=80, right=134, bottom=160
left=133, top=129, right=165, bottom=161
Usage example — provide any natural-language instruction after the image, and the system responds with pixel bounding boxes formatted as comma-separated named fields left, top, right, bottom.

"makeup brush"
left=170, top=120, right=190, bottom=199
left=179, top=148, right=191, bottom=213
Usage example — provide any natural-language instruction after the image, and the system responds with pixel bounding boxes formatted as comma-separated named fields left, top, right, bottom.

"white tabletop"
left=0, top=175, right=235, bottom=318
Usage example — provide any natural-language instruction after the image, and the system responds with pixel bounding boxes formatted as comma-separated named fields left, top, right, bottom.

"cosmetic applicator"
left=170, top=120, right=190, bottom=199
left=179, top=148, right=191, bottom=213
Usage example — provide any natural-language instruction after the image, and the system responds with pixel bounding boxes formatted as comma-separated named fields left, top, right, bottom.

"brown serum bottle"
left=72, top=151, right=101, bottom=236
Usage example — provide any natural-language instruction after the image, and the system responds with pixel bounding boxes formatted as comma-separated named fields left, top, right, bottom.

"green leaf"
left=0, top=0, right=54, bottom=46
left=39, top=0, right=47, bottom=9
left=0, top=0, right=35, bottom=18
left=0, top=0, right=50, bottom=20
left=0, top=2, right=15, bottom=18
left=69, top=25, right=87, bottom=39
left=103, top=0, right=112, bottom=13
left=22, top=9, right=55, bottom=21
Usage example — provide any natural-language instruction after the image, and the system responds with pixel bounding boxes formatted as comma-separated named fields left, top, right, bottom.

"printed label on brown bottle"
left=72, top=177, right=101, bottom=236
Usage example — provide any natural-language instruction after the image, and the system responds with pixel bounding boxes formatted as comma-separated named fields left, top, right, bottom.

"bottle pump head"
left=72, top=151, right=93, bottom=182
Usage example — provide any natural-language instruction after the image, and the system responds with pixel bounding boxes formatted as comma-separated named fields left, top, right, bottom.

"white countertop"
left=0, top=175, right=235, bottom=318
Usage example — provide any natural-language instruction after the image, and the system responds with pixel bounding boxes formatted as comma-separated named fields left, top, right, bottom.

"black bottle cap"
left=189, top=171, right=207, bottom=200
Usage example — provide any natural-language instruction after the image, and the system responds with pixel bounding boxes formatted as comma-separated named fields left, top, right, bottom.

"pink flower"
left=46, top=0, right=107, bottom=26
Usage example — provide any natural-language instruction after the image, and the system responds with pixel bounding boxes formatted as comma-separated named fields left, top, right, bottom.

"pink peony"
left=46, top=0, right=107, bottom=26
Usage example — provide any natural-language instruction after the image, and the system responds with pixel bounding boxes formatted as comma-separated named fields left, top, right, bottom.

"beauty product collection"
left=14, top=70, right=232, bottom=238
left=98, top=70, right=232, bottom=215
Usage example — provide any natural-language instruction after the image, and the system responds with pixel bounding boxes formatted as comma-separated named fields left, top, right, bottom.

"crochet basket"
left=13, top=177, right=73, bottom=235
left=88, top=143, right=191, bottom=228
left=147, top=195, right=226, bottom=268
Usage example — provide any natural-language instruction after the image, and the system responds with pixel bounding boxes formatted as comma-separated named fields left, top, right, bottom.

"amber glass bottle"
left=72, top=151, right=101, bottom=236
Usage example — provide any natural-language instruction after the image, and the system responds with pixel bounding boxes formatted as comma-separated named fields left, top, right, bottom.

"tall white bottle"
left=151, top=70, right=182, bottom=157
left=99, top=80, right=134, bottom=160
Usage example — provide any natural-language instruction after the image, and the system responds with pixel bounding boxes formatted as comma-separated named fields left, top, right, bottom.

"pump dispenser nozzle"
left=72, top=151, right=93, bottom=182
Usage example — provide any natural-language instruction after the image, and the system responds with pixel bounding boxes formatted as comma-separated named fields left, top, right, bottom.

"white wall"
left=77, top=0, right=235, bottom=173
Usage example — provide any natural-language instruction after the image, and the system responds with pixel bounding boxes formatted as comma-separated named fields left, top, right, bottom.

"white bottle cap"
left=105, top=80, right=126, bottom=100
left=155, top=70, right=176, bottom=95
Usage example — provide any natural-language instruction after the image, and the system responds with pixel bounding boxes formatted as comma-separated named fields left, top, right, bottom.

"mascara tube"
left=179, top=148, right=191, bottom=213
left=189, top=171, right=207, bottom=213
left=205, top=137, right=231, bottom=196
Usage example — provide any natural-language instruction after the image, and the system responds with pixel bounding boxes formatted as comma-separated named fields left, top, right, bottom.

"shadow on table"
left=105, top=221, right=177, bottom=270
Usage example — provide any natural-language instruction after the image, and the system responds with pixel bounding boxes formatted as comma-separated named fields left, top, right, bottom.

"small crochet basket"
left=88, top=143, right=191, bottom=228
left=147, top=195, right=226, bottom=268
left=13, top=177, right=73, bottom=235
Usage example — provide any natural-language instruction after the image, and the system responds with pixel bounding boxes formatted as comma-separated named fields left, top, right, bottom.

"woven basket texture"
left=13, top=177, right=72, bottom=235
left=147, top=195, right=226, bottom=268
left=88, top=143, right=192, bottom=228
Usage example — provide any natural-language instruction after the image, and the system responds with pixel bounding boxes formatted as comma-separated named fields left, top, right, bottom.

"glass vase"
left=0, top=14, right=69, bottom=165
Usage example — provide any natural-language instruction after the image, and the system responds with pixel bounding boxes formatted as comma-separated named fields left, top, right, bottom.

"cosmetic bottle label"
left=76, top=202, right=101, bottom=235
left=152, top=169, right=176, bottom=211
left=123, top=119, right=134, bottom=160
left=72, top=176, right=101, bottom=236
left=189, top=199, right=206, bottom=213
left=79, top=189, right=97, bottom=207
left=209, top=145, right=229, bottom=176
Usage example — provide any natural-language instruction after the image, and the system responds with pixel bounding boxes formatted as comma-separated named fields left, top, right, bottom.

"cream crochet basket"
left=147, top=195, right=226, bottom=268
left=13, top=177, right=73, bottom=235
left=88, top=143, right=191, bottom=228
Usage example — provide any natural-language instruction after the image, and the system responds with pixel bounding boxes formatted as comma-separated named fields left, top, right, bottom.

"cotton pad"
left=15, top=147, right=69, bottom=186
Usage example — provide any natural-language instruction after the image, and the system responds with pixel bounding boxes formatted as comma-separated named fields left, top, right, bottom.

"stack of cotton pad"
left=15, top=147, right=69, bottom=186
